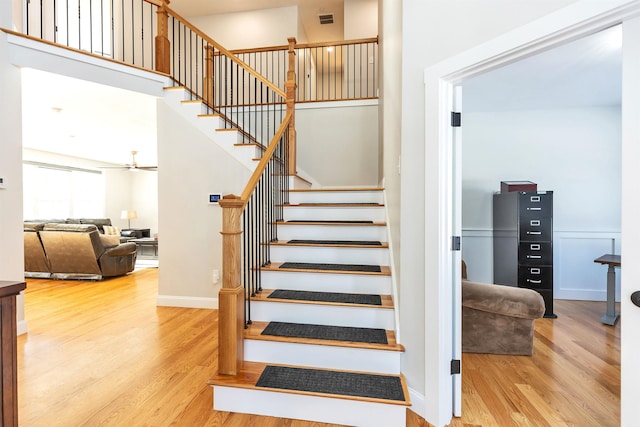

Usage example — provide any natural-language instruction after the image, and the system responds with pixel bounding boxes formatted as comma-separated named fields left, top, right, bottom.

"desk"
left=594, top=254, right=621, bottom=325
left=130, top=237, right=158, bottom=258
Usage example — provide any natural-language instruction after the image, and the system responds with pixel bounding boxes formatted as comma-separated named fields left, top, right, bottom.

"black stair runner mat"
left=256, top=365, right=405, bottom=402
left=262, top=321, right=388, bottom=344
left=286, top=220, right=374, bottom=224
left=287, top=239, right=382, bottom=246
left=278, top=262, right=382, bottom=273
left=268, top=289, right=382, bottom=306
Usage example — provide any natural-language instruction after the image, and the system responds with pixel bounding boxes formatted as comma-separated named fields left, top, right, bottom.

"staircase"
left=210, top=188, right=409, bottom=426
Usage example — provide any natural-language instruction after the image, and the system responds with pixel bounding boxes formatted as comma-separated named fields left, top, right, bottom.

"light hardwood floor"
left=18, top=268, right=620, bottom=426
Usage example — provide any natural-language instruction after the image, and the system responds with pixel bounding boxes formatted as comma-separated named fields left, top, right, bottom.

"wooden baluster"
left=286, top=37, right=297, bottom=175
left=155, top=0, right=171, bottom=74
left=204, top=45, right=214, bottom=106
left=218, top=195, right=245, bottom=375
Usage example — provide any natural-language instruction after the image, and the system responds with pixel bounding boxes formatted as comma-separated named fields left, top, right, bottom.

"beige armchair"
left=462, top=261, right=545, bottom=356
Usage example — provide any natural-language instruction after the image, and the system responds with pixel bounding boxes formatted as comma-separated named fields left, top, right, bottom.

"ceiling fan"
left=101, top=151, right=157, bottom=171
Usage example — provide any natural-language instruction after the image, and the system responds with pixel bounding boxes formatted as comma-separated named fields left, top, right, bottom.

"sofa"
left=462, top=261, right=545, bottom=356
left=24, top=221, right=137, bottom=280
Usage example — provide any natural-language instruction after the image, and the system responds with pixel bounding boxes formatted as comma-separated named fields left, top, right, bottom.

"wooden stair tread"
left=262, top=262, right=391, bottom=276
left=245, top=321, right=404, bottom=351
left=209, top=361, right=411, bottom=406
left=270, top=239, right=389, bottom=249
left=253, top=289, right=394, bottom=309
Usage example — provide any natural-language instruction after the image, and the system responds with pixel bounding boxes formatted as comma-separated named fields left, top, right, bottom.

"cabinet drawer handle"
left=530, top=268, right=541, bottom=274
left=527, top=255, right=542, bottom=259
left=527, top=231, right=542, bottom=235
left=527, top=279, right=542, bottom=284
left=530, top=220, right=541, bottom=226
left=527, top=207, right=542, bottom=211
left=530, top=196, right=540, bottom=202
left=530, top=244, right=541, bottom=250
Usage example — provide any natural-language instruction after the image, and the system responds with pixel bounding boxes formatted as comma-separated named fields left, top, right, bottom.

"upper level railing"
left=231, top=37, right=379, bottom=102
left=23, top=0, right=289, bottom=148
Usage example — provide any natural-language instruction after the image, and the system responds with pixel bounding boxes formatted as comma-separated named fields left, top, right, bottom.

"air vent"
left=319, top=13, right=334, bottom=25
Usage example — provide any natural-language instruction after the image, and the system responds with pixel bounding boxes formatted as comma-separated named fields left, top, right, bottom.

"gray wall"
left=461, top=106, right=621, bottom=300
left=296, top=101, right=379, bottom=186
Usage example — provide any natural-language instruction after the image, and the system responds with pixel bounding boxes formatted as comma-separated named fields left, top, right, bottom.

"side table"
left=0, top=280, right=26, bottom=427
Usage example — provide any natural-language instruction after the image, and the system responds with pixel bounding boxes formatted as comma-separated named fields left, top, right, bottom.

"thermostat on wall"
left=209, top=193, right=221, bottom=204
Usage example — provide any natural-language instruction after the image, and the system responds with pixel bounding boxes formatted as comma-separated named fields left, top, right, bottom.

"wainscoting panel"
left=462, top=229, right=621, bottom=302
left=554, top=231, right=621, bottom=301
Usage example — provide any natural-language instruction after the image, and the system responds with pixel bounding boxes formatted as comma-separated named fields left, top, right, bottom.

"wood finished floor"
left=18, top=268, right=620, bottom=426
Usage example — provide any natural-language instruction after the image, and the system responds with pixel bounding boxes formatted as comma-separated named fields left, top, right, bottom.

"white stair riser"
left=270, top=246, right=388, bottom=265
left=251, top=301, right=395, bottom=330
left=245, top=340, right=401, bottom=374
left=277, top=224, right=387, bottom=241
left=289, top=190, right=383, bottom=205
left=194, top=115, right=225, bottom=133
left=288, top=176, right=313, bottom=189
left=261, top=271, right=392, bottom=294
left=163, top=87, right=188, bottom=104
left=284, top=206, right=385, bottom=222
left=212, top=386, right=407, bottom=427
left=179, top=101, right=206, bottom=117
left=163, top=92, right=256, bottom=170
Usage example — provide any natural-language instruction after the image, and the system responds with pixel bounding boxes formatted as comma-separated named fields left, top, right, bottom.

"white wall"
left=396, top=0, right=580, bottom=424
left=461, top=107, right=622, bottom=301
left=296, top=101, right=379, bottom=186
left=187, top=7, right=300, bottom=50
left=344, top=0, right=378, bottom=39
left=157, top=99, right=251, bottom=308
left=0, top=28, right=26, bottom=333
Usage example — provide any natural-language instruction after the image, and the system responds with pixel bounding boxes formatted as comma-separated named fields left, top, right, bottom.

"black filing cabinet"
left=493, top=191, right=556, bottom=318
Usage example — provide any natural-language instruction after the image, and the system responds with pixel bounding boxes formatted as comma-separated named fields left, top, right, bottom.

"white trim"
left=156, top=295, right=218, bottom=309
left=17, top=320, right=28, bottom=336
left=383, top=189, right=402, bottom=343
left=408, top=387, right=427, bottom=421
left=423, top=1, right=640, bottom=426
left=6, top=32, right=170, bottom=97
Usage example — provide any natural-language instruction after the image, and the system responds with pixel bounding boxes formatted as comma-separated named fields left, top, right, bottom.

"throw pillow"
left=103, top=225, right=121, bottom=236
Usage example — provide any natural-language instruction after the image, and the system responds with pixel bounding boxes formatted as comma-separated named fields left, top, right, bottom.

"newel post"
left=155, top=0, right=171, bottom=74
left=218, top=194, right=245, bottom=375
left=204, top=45, right=215, bottom=105
left=286, top=37, right=297, bottom=174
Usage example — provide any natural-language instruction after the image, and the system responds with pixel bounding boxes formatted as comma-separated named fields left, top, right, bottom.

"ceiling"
left=171, top=0, right=346, bottom=43
left=20, top=12, right=622, bottom=167
left=464, top=25, right=622, bottom=112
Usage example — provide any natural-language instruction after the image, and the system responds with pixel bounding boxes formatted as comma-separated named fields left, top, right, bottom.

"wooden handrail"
left=224, top=36, right=379, bottom=56
left=164, top=5, right=286, bottom=99
left=238, top=111, right=292, bottom=204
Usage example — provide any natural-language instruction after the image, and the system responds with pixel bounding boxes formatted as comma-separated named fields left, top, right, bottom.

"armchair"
left=462, top=261, right=545, bottom=356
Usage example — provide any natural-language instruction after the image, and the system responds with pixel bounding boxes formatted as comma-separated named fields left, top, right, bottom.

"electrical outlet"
left=212, top=269, right=220, bottom=284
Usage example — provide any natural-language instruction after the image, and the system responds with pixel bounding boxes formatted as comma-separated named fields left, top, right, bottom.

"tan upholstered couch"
left=462, top=261, right=545, bottom=356
left=24, top=222, right=137, bottom=280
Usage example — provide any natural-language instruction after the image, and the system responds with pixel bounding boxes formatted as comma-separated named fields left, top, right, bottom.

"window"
left=23, top=162, right=104, bottom=219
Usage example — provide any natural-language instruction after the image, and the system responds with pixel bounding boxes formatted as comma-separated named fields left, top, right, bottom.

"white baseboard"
left=156, top=295, right=218, bottom=309
left=408, top=387, right=427, bottom=422
left=17, top=319, right=28, bottom=336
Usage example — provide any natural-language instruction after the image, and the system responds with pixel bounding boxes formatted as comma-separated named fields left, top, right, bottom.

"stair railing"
left=218, top=112, right=291, bottom=375
left=21, top=0, right=290, bottom=150
left=228, top=37, right=379, bottom=102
